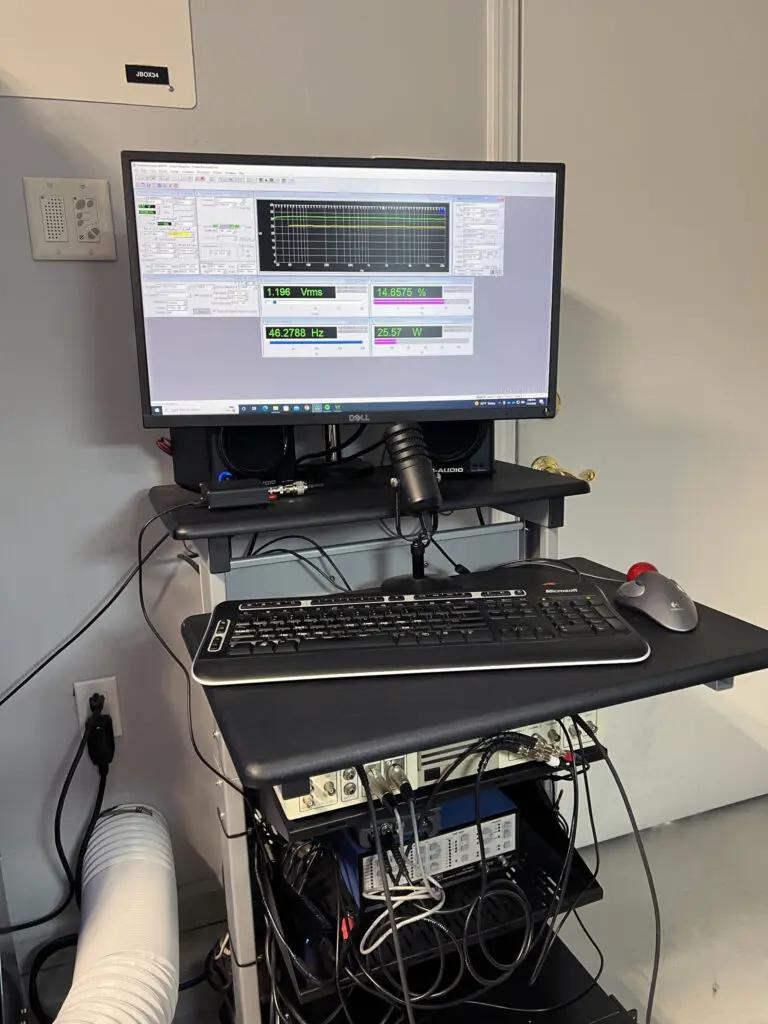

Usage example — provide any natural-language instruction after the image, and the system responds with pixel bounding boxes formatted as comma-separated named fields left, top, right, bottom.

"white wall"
left=518, top=0, right=768, bottom=839
left=0, top=0, right=487, bottom=960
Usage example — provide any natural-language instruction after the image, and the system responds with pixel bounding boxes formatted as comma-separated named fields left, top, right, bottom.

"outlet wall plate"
left=23, top=177, right=116, bottom=260
left=73, top=676, right=123, bottom=736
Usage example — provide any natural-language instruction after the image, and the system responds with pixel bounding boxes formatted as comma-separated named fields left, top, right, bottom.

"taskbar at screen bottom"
left=150, top=396, right=549, bottom=418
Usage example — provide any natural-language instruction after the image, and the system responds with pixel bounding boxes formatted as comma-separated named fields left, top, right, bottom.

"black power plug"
left=86, top=693, right=115, bottom=773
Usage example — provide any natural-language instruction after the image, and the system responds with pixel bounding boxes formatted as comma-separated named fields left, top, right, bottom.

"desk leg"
left=216, top=733, right=263, bottom=1024
left=200, top=553, right=263, bottom=1024
left=525, top=520, right=559, bottom=560
left=495, top=498, right=562, bottom=561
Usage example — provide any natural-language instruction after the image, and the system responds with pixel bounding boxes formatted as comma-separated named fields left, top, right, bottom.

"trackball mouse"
left=614, top=564, right=698, bottom=632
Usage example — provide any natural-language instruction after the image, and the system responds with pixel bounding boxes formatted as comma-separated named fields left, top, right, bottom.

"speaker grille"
left=420, top=421, right=489, bottom=463
left=217, top=426, right=290, bottom=476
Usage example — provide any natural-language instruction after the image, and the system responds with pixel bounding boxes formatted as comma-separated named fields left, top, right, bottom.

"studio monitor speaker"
left=418, top=420, right=494, bottom=478
left=170, top=426, right=296, bottom=491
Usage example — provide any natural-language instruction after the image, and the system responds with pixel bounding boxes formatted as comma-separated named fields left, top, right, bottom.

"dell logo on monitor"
left=348, top=414, right=370, bottom=423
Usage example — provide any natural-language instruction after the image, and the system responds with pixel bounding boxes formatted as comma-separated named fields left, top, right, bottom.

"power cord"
left=137, top=506, right=248, bottom=799
left=28, top=934, right=79, bottom=1024
left=462, top=726, right=606, bottom=1016
left=465, top=909, right=605, bottom=1016
left=527, top=725, right=579, bottom=983
left=429, top=536, right=470, bottom=575
left=295, top=425, right=368, bottom=467
left=539, top=720, right=601, bottom=956
left=339, top=437, right=385, bottom=462
left=356, top=765, right=417, bottom=1024
left=249, top=547, right=348, bottom=593
left=1, top=695, right=114, bottom=937
left=0, top=533, right=169, bottom=710
left=248, top=534, right=352, bottom=592
left=575, top=715, right=661, bottom=1024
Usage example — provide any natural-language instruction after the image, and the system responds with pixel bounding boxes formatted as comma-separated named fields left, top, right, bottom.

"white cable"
left=361, top=802, right=445, bottom=955
left=360, top=887, right=447, bottom=954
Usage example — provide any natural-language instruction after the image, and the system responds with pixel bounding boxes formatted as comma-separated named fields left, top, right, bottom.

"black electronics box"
left=170, top=425, right=296, bottom=491
left=419, top=420, right=494, bottom=478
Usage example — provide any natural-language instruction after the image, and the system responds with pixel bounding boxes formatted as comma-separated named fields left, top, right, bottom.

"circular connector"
left=342, top=768, right=356, bottom=781
left=343, top=782, right=356, bottom=796
left=324, top=781, right=336, bottom=796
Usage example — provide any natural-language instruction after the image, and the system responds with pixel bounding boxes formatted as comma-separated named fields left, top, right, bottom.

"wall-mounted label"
left=125, top=64, right=170, bottom=85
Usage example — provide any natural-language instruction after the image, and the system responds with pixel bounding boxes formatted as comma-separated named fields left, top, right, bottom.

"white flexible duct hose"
left=54, top=805, right=179, bottom=1024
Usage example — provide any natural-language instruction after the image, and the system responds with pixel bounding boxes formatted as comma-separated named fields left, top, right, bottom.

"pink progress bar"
left=373, top=298, right=444, bottom=304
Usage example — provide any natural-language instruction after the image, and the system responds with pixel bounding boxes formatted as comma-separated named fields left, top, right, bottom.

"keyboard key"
left=602, top=619, right=630, bottom=633
left=239, top=599, right=301, bottom=610
left=396, top=634, right=419, bottom=647
left=441, top=631, right=466, bottom=644
left=557, top=623, right=595, bottom=636
left=597, top=606, right=619, bottom=619
left=227, top=643, right=253, bottom=656
left=592, top=623, right=615, bottom=635
left=298, top=638, right=337, bottom=651
left=339, top=634, right=395, bottom=648
left=464, top=628, right=494, bottom=643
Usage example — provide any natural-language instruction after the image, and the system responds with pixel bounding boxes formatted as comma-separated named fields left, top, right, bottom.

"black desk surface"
left=182, top=559, right=768, bottom=787
left=150, top=460, right=589, bottom=540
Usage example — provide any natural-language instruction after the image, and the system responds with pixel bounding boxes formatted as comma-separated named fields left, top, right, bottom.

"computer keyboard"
left=193, top=572, right=651, bottom=686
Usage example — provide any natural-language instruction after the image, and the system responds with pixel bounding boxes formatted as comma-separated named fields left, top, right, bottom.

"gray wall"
left=519, top=0, right=768, bottom=840
left=0, top=0, right=486, bottom=959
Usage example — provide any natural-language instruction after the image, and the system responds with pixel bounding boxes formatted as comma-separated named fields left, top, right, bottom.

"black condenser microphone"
left=383, top=422, right=442, bottom=513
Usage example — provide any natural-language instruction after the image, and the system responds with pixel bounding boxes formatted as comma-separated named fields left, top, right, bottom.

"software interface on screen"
left=130, top=160, right=559, bottom=417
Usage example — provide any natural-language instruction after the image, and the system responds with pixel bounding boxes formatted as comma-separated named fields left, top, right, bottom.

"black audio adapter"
left=200, top=477, right=320, bottom=510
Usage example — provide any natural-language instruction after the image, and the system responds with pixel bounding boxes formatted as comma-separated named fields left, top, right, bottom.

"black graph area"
left=256, top=199, right=450, bottom=274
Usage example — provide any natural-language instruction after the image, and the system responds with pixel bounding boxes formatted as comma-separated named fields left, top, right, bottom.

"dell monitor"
left=122, top=153, right=564, bottom=427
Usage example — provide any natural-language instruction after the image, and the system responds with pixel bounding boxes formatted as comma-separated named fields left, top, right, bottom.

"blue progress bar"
left=268, top=344, right=366, bottom=348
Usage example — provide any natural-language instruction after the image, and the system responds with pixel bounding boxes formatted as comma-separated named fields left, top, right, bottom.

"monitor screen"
left=123, top=153, right=564, bottom=426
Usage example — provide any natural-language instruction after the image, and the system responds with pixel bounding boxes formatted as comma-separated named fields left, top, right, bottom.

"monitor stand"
left=300, top=425, right=374, bottom=484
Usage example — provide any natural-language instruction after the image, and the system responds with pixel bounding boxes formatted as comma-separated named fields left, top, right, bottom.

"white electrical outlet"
left=73, top=676, right=123, bottom=736
left=23, top=177, right=116, bottom=260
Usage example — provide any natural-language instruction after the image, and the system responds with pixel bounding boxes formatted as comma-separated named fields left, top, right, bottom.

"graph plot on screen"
left=257, top=200, right=450, bottom=274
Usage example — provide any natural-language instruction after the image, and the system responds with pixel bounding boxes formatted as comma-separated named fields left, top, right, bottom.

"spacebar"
left=299, top=635, right=397, bottom=651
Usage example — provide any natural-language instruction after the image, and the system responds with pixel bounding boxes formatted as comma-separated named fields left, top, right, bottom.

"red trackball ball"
left=626, top=561, right=658, bottom=581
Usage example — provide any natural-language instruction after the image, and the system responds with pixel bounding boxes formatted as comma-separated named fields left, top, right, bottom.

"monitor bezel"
left=122, top=151, right=565, bottom=429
